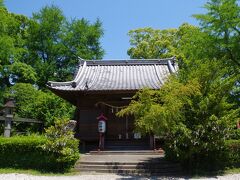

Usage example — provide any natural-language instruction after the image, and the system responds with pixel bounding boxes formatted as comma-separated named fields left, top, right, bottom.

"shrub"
left=229, top=129, right=240, bottom=140
left=0, top=120, right=80, bottom=172
left=0, top=135, right=49, bottom=170
left=42, top=119, right=80, bottom=171
left=224, top=139, right=240, bottom=167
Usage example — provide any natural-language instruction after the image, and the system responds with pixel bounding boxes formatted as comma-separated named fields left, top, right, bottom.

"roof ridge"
left=80, top=57, right=176, bottom=66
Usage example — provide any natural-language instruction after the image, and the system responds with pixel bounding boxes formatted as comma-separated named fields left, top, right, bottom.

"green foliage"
left=224, top=139, right=240, bottom=167
left=26, top=5, right=104, bottom=88
left=0, top=8, right=29, bottom=63
left=125, top=2, right=240, bottom=171
left=0, top=120, right=80, bottom=172
left=128, top=28, right=177, bottom=59
left=127, top=23, right=219, bottom=66
left=125, top=18, right=240, bottom=168
left=4, top=83, right=75, bottom=127
left=0, top=4, right=104, bottom=106
left=119, top=60, right=239, bottom=170
left=0, top=6, right=32, bottom=105
left=0, top=0, right=4, bottom=7
left=42, top=119, right=79, bottom=170
left=193, top=0, right=240, bottom=106
left=230, top=129, right=240, bottom=140
left=0, top=135, right=46, bottom=153
left=118, top=78, right=200, bottom=135
left=0, top=135, right=49, bottom=170
left=194, top=0, right=240, bottom=69
left=9, top=62, right=37, bottom=84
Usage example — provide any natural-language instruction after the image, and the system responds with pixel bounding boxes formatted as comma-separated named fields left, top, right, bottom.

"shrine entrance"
left=106, top=114, right=134, bottom=141
left=92, top=101, right=150, bottom=150
left=104, top=112, right=149, bottom=150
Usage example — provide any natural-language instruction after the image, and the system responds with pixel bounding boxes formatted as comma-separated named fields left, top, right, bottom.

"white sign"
left=98, top=120, right=106, bottom=133
left=134, top=132, right=141, bottom=139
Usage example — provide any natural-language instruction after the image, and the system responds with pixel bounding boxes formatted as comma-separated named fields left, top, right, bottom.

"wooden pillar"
left=149, top=133, right=156, bottom=150
left=99, top=133, right=105, bottom=150
left=75, top=97, right=82, bottom=138
left=76, top=98, right=84, bottom=150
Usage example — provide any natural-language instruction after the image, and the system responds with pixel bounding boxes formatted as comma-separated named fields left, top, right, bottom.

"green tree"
left=194, top=0, right=240, bottom=107
left=0, top=0, right=4, bottom=8
left=5, top=83, right=75, bottom=127
left=127, top=23, right=218, bottom=64
left=0, top=7, right=35, bottom=106
left=26, top=5, right=66, bottom=88
left=123, top=0, right=240, bottom=170
left=194, top=0, right=240, bottom=69
left=128, top=28, right=177, bottom=59
left=118, top=60, right=239, bottom=170
left=26, top=5, right=104, bottom=88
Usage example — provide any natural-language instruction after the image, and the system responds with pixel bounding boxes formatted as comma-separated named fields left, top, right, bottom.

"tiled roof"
left=47, top=58, right=177, bottom=92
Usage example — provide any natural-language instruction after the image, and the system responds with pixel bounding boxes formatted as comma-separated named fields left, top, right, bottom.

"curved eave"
left=48, top=85, right=142, bottom=106
left=47, top=85, right=79, bottom=106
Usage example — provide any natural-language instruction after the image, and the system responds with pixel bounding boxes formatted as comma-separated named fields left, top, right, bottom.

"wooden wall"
left=76, top=92, right=147, bottom=143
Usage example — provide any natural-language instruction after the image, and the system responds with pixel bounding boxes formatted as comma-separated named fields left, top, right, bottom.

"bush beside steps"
left=0, top=119, right=80, bottom=173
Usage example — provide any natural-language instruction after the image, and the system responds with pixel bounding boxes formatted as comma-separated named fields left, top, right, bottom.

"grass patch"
left=182, top=166, right=240, bottom=179
left=224, top=167, right=240, bottom=174
left=0, top=168, right=80, bottom=176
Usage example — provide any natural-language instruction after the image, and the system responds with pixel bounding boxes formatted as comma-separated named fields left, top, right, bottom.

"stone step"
left=75, top=159, right=182, bottom=176
left=74, top=168, right=182, bottom=175
left=76, top=152, right=181, bottom=176
left=77, top=160, right=173, bottom=165
left=75, top=163, right=181, bottom=169
left=89, top=150, right=164, bottom=155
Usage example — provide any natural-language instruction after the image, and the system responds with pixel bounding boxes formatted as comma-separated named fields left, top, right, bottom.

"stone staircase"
left=75, top=151, right=182, bottom=176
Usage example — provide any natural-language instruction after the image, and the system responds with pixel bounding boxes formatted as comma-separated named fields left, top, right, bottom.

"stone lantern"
left=3, top=99, right=15, bottom=137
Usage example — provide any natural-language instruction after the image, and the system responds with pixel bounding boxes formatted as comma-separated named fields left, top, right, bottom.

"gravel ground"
left=0, top=173, right=240, bottom=180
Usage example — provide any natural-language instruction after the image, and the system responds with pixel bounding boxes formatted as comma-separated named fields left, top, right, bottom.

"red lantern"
left=97, top=113, right=107, bottom=150
left=97, top=113, right=107, bottom=133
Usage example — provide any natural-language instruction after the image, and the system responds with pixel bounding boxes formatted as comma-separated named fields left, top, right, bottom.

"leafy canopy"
left=26, top=5, right=104, bottom=88
left=4, top=83, right=75, bottom=127
left=194, top=0, right=240, bottom=69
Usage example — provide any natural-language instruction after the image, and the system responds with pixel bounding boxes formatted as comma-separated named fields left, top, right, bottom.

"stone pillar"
left=4, top=116, right=12, bottom=137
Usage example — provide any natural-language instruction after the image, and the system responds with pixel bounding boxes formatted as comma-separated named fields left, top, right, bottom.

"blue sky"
left=5, top=0, right=207, bottom=59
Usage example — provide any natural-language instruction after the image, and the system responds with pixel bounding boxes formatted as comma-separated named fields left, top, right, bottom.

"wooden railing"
left=0, top=116, right=42, bottom=124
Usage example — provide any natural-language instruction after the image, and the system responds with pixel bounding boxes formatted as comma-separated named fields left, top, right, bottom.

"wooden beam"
left=0, top=116, right=42, bottom=123
left=14, top=117, right=43, bottom=123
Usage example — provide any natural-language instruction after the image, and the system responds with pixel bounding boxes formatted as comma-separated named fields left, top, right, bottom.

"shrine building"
left=47, top=57, right=177, bottom=150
